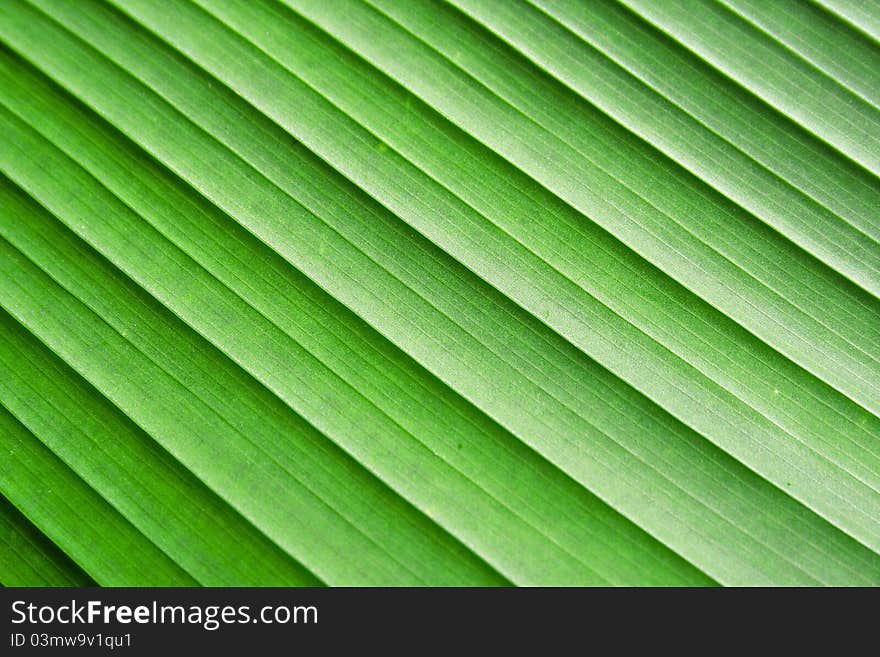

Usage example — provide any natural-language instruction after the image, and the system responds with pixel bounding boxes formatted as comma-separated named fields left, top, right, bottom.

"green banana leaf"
left=0, top=0, right=878, bottom=586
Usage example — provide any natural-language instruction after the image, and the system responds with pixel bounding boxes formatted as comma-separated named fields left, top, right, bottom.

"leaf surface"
left=0, top=0, right=877, bottom=586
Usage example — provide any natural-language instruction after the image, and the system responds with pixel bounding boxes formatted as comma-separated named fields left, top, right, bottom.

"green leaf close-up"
left=0, top=0, right=878, bottom=587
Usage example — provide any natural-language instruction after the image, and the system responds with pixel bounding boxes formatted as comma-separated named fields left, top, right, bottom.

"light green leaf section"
left=816, top=0, right=880, bottom=44
left=89, top=0, right=880, bottom=554
left=449, top=0, right=880, bottom=295
left=0, top=43, right=708, bottom=587
left=0, top=177, right=506, bottom=586
left=620, top=0, right=880, bottom=177
left=720, top=0, right=880, bottom=108
left=0, top=0, right=877, bottom=586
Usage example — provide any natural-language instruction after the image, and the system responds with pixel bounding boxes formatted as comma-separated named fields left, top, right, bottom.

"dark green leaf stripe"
left=0, top=402, right=195, bottom=585
left=0, top=0, right=877, bottom=585
left=0, top=297, right=321, bottom=586
left=0, top=496, right=94, bottom=587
